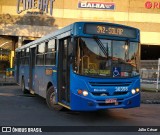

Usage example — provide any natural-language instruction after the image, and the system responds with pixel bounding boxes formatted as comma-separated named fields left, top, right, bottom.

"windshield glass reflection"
left=73, top=37, right=139, bottom=78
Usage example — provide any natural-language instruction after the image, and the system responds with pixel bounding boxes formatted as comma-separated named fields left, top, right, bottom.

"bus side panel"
left=18, top=65, right=29, bottom=90
left=34, top=66, right=56, bottom=98
left=24, top=65, right=30, bottom=89
left=34, top=66, right=44, bottom=95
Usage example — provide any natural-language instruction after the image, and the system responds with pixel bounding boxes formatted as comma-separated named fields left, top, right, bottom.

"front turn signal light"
left=136, top=88, right=140, bottom=92
left=77, top=90, right=83, bottom=95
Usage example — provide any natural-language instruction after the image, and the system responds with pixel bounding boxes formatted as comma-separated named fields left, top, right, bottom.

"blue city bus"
left=15, top=22, right=140, bottom=111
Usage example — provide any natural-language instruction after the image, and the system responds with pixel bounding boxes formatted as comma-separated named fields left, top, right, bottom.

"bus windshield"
left=73, top=37, right=140, bottom=78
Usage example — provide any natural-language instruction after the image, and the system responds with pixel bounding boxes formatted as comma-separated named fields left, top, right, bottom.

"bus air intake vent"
left=91, top=92, right=128, bottom=96
left=113, top=92, right=128, bottom=96
left=89, top=82, right=132, bottom=87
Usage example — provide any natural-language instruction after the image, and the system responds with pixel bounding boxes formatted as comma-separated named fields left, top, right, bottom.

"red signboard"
left=145, top=1, right=160, bottom=9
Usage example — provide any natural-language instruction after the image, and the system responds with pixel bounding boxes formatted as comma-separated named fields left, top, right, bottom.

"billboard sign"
left=17, top=0, right=55, bottom=15
left=145, top=1, right=160, bottom=9
left=78, top=1, right=115, bottom=10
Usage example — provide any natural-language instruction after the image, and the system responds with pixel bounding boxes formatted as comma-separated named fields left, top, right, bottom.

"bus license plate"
left=105, top=99, right=117, bottom=104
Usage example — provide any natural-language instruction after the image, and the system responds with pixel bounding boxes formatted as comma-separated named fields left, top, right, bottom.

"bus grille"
left=98, top=102, right=122, bottom=106
left=91, top=91, right=128, bottom=96
left=89, top=82, right=132, bottom=87
left=113, top=91, right=128, bottom=96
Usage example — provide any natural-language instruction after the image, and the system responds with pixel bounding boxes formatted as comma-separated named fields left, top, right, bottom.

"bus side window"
left=36, top=43, right=45, bottom=65
left=45, top=39, right=56, bottom=65
left=21, top=49, right=25, bottom=65
left=25, top=48, right=30, bottom=65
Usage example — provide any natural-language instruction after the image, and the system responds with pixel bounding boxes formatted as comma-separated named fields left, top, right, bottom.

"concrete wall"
left=0, top=0, right=160, bottom=45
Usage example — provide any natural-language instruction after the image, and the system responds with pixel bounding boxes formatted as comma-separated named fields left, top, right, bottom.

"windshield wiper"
left=93, top=36, right=108, bottom=58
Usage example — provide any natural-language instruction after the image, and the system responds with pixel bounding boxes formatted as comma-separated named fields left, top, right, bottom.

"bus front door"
left=29, top=47, right=36, bottom=93
left=58, top=38, right=71, bottom=105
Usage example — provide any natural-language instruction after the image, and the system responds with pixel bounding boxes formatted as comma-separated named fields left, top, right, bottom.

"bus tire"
left=46, top=86, right=63, bottom=111
left=21, top=78, right=28, bottom=94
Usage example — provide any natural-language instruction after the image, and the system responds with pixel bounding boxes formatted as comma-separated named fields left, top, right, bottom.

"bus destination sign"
left=84, top=24, right=137, bottom=38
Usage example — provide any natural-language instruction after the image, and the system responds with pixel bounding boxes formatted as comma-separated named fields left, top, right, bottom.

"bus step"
left=30, top=90, right=35, bottom=95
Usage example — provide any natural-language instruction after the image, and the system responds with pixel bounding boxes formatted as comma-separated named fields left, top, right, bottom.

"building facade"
left=0, top=0, right=160, bottom=70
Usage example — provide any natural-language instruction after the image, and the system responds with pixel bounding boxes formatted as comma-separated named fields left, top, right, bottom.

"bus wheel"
left=21, top=78, right=28, bottom=94
left=46, top=86, right=63, bottom=111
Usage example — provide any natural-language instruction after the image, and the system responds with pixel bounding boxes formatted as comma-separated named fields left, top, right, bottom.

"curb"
left=141, top=90, right=160, bottom=93
left=141, top=100, right=160, bottom=104
left=0, top=82, right=17, bottom=86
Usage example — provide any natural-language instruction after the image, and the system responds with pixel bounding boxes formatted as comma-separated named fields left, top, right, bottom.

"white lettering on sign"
left=17, top=0, right=55, bottom=15
left=94, top=89, right=107, bottom=92
left=78, top=1, right=115, bottom=10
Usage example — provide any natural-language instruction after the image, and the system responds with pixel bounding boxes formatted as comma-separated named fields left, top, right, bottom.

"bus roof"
left=15, top=23, right=74, bottom=51
left=15, top=21, right=139, bottom=51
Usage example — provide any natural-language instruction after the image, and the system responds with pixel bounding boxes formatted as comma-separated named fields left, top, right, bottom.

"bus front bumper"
left=70, top=92, right=140, bottom=111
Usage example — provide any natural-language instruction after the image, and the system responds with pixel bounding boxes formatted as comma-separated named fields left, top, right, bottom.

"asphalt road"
left=0, top=86, right=160, bottom=135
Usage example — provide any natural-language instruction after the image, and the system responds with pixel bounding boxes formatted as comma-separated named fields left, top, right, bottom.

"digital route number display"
left=84, top=23, right=137, bottom=38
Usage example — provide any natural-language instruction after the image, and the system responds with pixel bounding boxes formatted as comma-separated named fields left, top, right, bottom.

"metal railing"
left=140, top=59, right=160, bottom=92
left=140, top=69, right=160, bottom=91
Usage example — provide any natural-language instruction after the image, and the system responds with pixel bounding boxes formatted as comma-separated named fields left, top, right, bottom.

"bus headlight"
left=83, top=90, right=88, bottom=96
left=131, top=89, right=136, bottom=95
